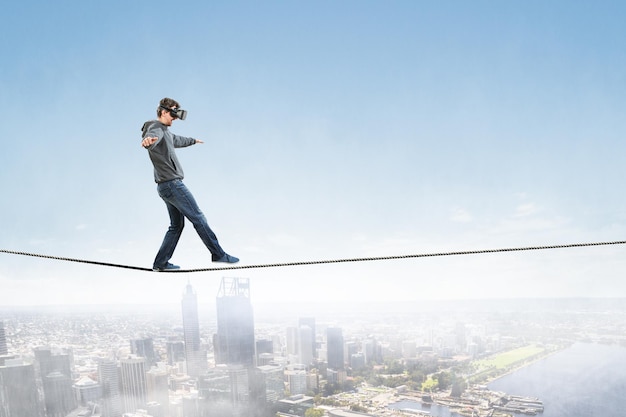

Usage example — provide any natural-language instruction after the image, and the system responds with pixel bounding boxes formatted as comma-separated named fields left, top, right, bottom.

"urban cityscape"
left=0, top=277, right=625, bottom=417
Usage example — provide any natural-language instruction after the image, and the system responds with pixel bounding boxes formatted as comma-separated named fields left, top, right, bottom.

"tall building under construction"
left=214, top=278, right=255, bottom=367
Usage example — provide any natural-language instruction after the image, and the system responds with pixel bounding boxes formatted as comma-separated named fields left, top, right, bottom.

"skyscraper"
left=34, top=347, right=76, bottom=417
left=73, top=376, right=102, bottom=407
left=256, top=339, right=273, bottom=365
left=0, top=359, right=45, bottom=417
left=214, top=278, right=255, bottom=367
left=98, top=358, right=122, bottom=417
left=255, top=339, right=273, bottom=356
left=146, top=366, right=169, bottom=417
left=166, top=340, right=185, bottom=366
left=181, top=282, right=207, bottom=377
left=43, top=371, right=77, bottom=417
left=326, top=327, right=344, bottom=370
left=213, top=278, right=265, bottom=417
left=0, top=321, right=7, bottom=356
left=257, top=364, right=284, bottom=402
left=298, top=325, right=314, bottom=367
left=130, top=338, right=157, bottom=367
left=298, top=317, right=316, bottom=358
left=285, top=368, right=307, bottom=395
left=285, top=326, right=298, bottom=357
left=34, top=347, right=73, bottom=381
left=120, top=356, right=147, bottom=413
left=363, top=338, right=382, bottom=364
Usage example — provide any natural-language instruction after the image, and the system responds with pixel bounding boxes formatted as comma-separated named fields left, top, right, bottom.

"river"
left=388, top=342, right=626, bottom=417
left=489, top=342, right=626, bottom=417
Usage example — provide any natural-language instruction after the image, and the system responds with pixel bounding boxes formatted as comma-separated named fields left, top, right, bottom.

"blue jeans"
left=153, top=179, right=226, bottom=269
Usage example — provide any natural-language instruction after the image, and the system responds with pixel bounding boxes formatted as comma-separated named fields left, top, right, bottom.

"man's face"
left=160, top=106, right=179, bottom=126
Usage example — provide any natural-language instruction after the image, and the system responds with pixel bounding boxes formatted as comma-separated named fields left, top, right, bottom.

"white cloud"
left=450, top=207, right=473, bottom=223
left=513, top=203, right=539, bottom=218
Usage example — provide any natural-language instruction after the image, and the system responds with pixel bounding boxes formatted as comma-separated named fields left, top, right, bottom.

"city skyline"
left=1, top=281, right=624, bottom=417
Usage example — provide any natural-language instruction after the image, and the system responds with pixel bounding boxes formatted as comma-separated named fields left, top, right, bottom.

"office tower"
left=271, top=335, right=282, bottom=354
left=198, top=367, right=231, bottom=404
left=120, top=356, right=147, bottom=413
left=345, top=341, right=358, bottom=366
left=0, top=359, right=45, bottom=417
left=326, top=327, right=344, bottom=370
left=257, top=353, right=274, bottom=366
left=34, top=347, right=76, bottom=417
left=214, top=278, right=255, bottom=367
left=43, top=371, right=77, bottom=417
left=130, top=338, right=157, bottom=367
left=181, top=282, right=207, bottom=377
left=146, top=366, right=169, bottom=417
left=256, top=339, right=273, bottom=356
left=298, top=325, right=314, bottom=367
left=166, top=340, right=185, bottom=366
left=350, top=353, right=366, bottom=370
left=73, top=376, right=102, bottom=406
left=0, top=321, right=7, bottom=355
left=257, top=364, right=284, bottom=402
left=285, top=326, right=298, bottom=357
left=363, top=338, right=381, bottom=364
left=197, top=367, right=239, bottom=417
left=98, top=358, right=122, bottom=417
left=228, top=364, right=251, bottom=404
left=455, top=322, right=467, bottom=352
left=146, top=402, right=164, bottom=417
left=326, top=368, right=346, bottom=386
left=276, top=395, right=315, bottom=416
left=298, top=317, right=316, bottom=358
left=285, top=369, right=307, bottom=395
left=34, top=347, right=73, bottom=379
left=306, top=370, right=319, bottom=393
left=222, top=365, right=267, bottom=417
left=256, top=339, right=273, bottom=366
left=213, top=278, right=266, bottom=417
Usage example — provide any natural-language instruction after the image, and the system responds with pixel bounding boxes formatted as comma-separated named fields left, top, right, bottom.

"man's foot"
left=213, top=254, right=239, bottom=264
left=153, top=263, right=181, bottom=272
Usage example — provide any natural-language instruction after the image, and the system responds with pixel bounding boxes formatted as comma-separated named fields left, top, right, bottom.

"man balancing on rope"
left=141, top=97, right=239, bottom=271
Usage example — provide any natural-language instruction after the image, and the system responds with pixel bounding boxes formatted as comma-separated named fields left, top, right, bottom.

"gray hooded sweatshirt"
left=141, top=120, right=197, bottom=183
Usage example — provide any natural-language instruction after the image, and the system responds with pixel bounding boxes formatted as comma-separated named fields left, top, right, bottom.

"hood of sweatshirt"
left=141, top=120, right=162, bottom=135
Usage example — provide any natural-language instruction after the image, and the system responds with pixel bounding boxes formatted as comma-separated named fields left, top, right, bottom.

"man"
left=141, top=97, right=239, bottom=271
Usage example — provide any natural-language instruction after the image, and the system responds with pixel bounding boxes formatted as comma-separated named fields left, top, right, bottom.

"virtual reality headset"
left=160, top=105, right=187, bottom=120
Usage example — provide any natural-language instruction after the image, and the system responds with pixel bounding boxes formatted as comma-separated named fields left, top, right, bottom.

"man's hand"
left=195, top=139, right=204, bottom=144
left=142, top=136, right=158, bottom=148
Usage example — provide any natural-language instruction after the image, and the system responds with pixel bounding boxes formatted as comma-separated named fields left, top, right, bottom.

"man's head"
left=157, top=98, right=187, bottom=126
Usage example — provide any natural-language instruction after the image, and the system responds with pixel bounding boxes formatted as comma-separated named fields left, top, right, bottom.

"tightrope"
left=1, top=240, right=625, bottom=273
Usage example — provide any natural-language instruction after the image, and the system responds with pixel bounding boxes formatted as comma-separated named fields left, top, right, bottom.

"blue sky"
left=1, top=1, right=626, bottom=306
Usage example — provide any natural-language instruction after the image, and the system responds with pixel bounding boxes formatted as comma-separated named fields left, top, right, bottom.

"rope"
left=0, top=249, right=153, bottom=272
left=1, top=240, right=625, bottom=273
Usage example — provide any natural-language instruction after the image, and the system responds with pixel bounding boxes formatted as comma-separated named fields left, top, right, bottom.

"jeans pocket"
left=157, top=182, right=174, bottom=200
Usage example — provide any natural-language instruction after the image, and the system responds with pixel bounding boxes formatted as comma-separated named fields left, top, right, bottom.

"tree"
left=305, top=408, right=324, bottom=417
left=350, top=404, right=368, bottom=413
left=436, top=372, right=452, bottom=391
left=383, top=375, right=408, bottom=388
left=421, top=377, right=438, bottom=392
left=409, top=369, right=426, bottom=385
left=450, top=378, right=467, bottom=397
left=384, top=360, right=405, bottom=375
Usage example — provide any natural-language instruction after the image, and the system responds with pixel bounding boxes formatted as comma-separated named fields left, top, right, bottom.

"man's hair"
left=157, top=97, right=180, bottom=117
